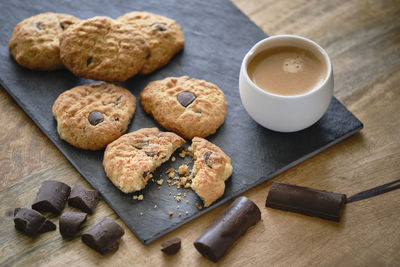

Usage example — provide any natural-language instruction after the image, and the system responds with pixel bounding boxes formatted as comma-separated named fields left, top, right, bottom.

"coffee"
left=247, top=46, right=327, bottom=96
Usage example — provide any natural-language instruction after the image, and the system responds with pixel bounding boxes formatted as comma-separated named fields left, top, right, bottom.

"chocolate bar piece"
left=59, top=211, right=87, bottom=237
left=68, top=184, right=99, bottom=214
left=266, top=182, right=347, bottom=222
left=32, top=180, right=71, bottom=214
left=14, top=208, right=56, bottom=236
left=161, top=237, right=181, bottom=255
left=81, top=218, right=125, bottom=254
left=194, top=196, right=261, bottom=262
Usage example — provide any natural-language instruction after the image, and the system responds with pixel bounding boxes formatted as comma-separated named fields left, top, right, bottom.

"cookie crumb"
left=178, top=165, right=189, bottom=175
left=174, top=196, right=182, bottom=202
left=171, top=156, right=176, bottom=162
left=177, top=205, right=180, bottom=209
left=154, top=205, right=157, bottom=209
left=169, top=192, right=172, bottom=196
left=178, top=213, right=182, bottom=217
left=195, top=202, right=203, bottom=210
left=168, top=172, right=175, bottom=179
left=166, top=168, right=175, bottom=174
left=157, top=186, right=161, bottom=190
left=169, top=212, right=174, bottom=217
left=133, top=194, right=144, bottom=200
left=140, top=212, right=144, bottom=216
left=185, top=211, right=189, bottom=215
left=179, top=150, right=186, bottom=158
left=185, top=200, right=189, bottom=204
left=156, top=179, right=163, bottom=185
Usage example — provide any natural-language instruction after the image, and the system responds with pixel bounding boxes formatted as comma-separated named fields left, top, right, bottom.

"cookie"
left=103, top=128, right=185, bottom=193
left=9, top=12, right=81, bottom=70
left=52, top=83, right=136, bottom=150
left=117, top=11, right=184, bottom=74
left=140, top=76, right=226, bottom=139
left=59, top=16, right=150, bottom=82
left=190, top=137, right=233, bottom=207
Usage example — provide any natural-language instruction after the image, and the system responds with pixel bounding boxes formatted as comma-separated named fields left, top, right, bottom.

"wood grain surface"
left=1, top=0, right=399, bottom=266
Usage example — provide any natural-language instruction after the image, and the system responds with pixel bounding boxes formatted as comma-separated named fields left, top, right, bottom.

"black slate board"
left=0, top=0, right=362, bottom=244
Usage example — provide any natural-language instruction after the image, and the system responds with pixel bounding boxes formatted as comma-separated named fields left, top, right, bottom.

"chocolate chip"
left=145, top=151, right=157, bottom=157
left=60, top=23, right=65, bottom=30
left=114, top=96, right=121, bottom=107
left=153, top=23, right=167, bottom=32
left=114, top=117, right=119, bottom=121
left=88, top=112, right=104, bottom=126
left=32, top=180, right=71, bottom=214
left=86, top=57, right=93, bottom=67
left=59, top=211, right=87, bottom=237
left=68, top=185, right=100, bottom=214
left=161, top=237, right=181, bottom=255
left=14, top=208, right=56, bottom=236
left=177, top=92, right=196, bottom=107
left=36, top=23, right=41, bottom=30
left=134, top=141, right=149, bottom=149
left=81, top=218, right=124, bottom=254
left=204, top=151, right=212, bottom=168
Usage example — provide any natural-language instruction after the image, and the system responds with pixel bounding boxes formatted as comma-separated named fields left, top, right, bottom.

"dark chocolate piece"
left=81, top=218, right=125, bottom=254
left=86, top=56, right=92, bottom=66
left=60, top=23, right=65, bottom=30
left=35, top=23, right=41, bottom=30
left=88, top=112, right=104, bottom=126
left=133, top=141, right=149, bottom=149
left=59, top=211, right=87, bottom=237
left=204, top=151, right=212, bottom=167
left=68, top=184, right=99, bottom=214
left=265, top=182, right=347, bottom=222
left=194, top=196, right=261, bottom=262
left=32, top=180, right=71, bottom=214
left=161, top=237, right=181, bottom=255
left=177, top=92, right=196, bottom=107
left=145, top=151, right=157, bottom=157
left=14, top=208, right=56, bottom=236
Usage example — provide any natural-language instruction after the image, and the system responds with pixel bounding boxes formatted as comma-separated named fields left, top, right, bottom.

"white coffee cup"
left=239, top=35, right=333, bottom=132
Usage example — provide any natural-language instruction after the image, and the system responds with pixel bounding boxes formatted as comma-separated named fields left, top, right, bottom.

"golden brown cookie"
left=59, top=16, right=150, bottom=82
left=103, top=128, right=185, bottom=193
left=140, top=76, right=226, bottom=139
left=190, top=137, right=233, bottom=207
left=52, top=83, right=136, bottom=150
left=117, top=11, right=184, bottom=74
left=9, top=12, right=81, bottom=70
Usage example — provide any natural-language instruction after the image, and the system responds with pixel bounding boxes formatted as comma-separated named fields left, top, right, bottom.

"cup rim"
left=242, top=34, right=332, bottom=99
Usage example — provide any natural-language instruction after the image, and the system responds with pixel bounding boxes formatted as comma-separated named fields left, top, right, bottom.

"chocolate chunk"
left=59, top=211, right=87, bottom=237
left=14, top=208, right=56, bottom=236
left=81, top=218, right=125, bottom=254
left=194, top=196, right=261, bottom=262
left=265, top=182, right=347, bottom=222
left=86, top=57, right=92, bottom=66
left=152, top=23, right=167, bottom=32
left=177, top=92, right=196, bottom=107
left=68, top=185, right=100, bottom=214
left=32, top=180, right=71, bottom=214
left=161, top=237, right=181, bottom=255
left=88, top=112, right=104, bottom=126
left=145, top=151, right=157, bottom=157
left=60, top=23, right=65, bottom=30
left=133, top=141, right=149, bottom=149
left=36, top=23, right=41, bottom=30
left=204, top=151, right=212, bottom=167
left=114, top=96, right=121, bottom=106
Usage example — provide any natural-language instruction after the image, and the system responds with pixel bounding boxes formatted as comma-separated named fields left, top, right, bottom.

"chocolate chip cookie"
left=9, top=12, right=81, bottom=70
left=103, top=128, right=185, bottom=193
left=140, top=76, right=226, bottom=139
left=52, top=83, right=136, bottom=150
left=117, top=11, right=184, bottom=74
left=190, top=137, right=233, bottom=207
left=59, top=16, right=150, bottom=82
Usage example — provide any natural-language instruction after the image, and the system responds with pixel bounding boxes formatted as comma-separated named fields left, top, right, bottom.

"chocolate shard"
left=265, top=181, right=347, bottom=222
left=194, top=196, right=261, bottom=262
left=68, top=184, right=99, bottom=214
left=14, top=208, right=56, bottom=236
left=177, top=92, right=196, bottom=107
left=161, top=237, right=181, bottom=255
left=81, top=218, right=125, bottom=254
left=88, top=112, right=104, bottom=126
left=59, top=211, right=87, bottom=237
left=32, top=180, right=71, bottom=214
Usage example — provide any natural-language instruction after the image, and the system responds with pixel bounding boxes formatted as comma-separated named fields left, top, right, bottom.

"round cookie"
left=103, top=128, right=185, bottom=193
left=9, top=12, right=81, bottom=70
left=52, top=83, right=136, bottom=150
left=59, top=16, right=150, bottom=82
left=117, top=11, right=184, bottom=74
left=140, top=76, right=226, bottom=139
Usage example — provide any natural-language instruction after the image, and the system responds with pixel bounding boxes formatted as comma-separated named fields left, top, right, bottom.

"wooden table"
left=1, top=0, right=399, bottom=266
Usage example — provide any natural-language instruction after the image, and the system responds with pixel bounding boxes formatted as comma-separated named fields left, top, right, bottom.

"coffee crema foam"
left=247, top=46, right=327, bottom=96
